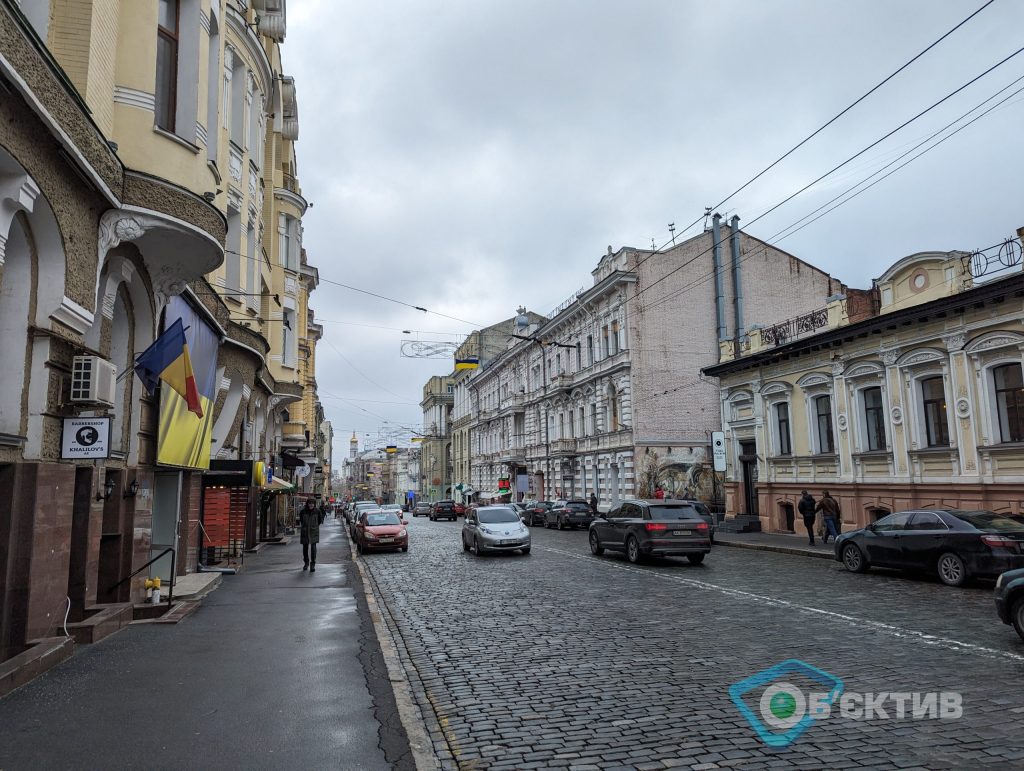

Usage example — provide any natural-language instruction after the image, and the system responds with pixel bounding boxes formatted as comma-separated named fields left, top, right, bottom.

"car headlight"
left=364, top=531, right=377, bottom=540
left=398, top=529, right=407, bottom=537
left=479, top=526, right=493, bottom=535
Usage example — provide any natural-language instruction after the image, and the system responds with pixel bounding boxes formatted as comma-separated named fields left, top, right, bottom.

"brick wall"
left=628, top=228, right=840, bottom=444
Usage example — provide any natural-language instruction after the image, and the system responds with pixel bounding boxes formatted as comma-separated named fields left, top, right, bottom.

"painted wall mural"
left=637, top=446, right=717, bottom=502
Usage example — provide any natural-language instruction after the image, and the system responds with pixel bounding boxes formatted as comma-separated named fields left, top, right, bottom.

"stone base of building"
left=726, top=481, right=1024, bottom=534
left=0, top=636, right=74, bottom=699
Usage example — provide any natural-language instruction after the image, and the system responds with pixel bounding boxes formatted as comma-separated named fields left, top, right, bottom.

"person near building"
left=589, top=492, right=598, bottom=515
left=299, top=498, right=325, bottom=572
left=654, top=486, right=665, bottom=500
left=816, top=490, right=841, bottom=544
left=798, top=490, right=817, bottom=545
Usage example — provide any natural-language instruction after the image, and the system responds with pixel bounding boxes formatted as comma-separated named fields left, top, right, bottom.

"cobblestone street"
left=357, top=516, right=1024, bottom=770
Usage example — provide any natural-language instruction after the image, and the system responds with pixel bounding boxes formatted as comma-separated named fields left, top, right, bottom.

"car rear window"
left=949, top=510, right=1024, bottom=532
left=566, top=503, right=591, bottom=510
left=646, top=504, right=701, bottom=521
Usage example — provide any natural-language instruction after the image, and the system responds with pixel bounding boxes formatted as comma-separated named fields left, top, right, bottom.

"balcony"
left=761, top=308, right=830, bottom=347
left=502, top=392, right=527, bottom=412
left=577, top=429, right=633, bottom=453
left=496, top=439, right=527, bottom=464
left=549, top=438, right=578, bottom=457
left=550, top=374, right=573, bottom=391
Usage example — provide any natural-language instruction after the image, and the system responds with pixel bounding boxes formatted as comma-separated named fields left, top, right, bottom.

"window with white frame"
left=587, top=335, right=594, bottom=366
left=278, top=213, right=299, bottom=271
left=920, top=376, right=950, bottom=447
left=281, top=306, right=296, bottom=367
left=993, top=362, right=1024, bottom=443
left=155, top=0, right=180, bottom=131
left=774, top=402, right=792, bottom=456
left=815, top=395, right=835, bottom=454
left=245, top=222, right=256, bottom=295
left=610, top=320, right=620, bottom=355
left=862, top=386, right=887, bottom=451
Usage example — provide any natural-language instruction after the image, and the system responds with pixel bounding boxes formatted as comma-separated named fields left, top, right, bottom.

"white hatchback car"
left=462, top=506, right=531, bottom=555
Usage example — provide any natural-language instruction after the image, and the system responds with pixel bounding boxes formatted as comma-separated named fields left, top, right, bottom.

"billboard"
left=157, top=295, right=219, bottom=468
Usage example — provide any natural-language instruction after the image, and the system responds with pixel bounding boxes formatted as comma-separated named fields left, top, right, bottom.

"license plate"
left=672, top=530, right=690, bottom=536
left=500, top=539, right=518, bottom=545
left=377, top=537, right=394, bottom=543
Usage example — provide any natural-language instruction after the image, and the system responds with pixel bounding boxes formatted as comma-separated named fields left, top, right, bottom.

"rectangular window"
left=602, top=326, right=610, bottom=358
left=611, top=320, right=620, bottom=355
left=587, top=336, right=594, bottom=366
left=556, top=353, right=562, bottom=374
left=775, top=402, right=791, bottom=456
left=921, top=376, right=949, bottom=447
left=245, top=223, right=256, bottom=295
left=579, top=406, right=586, bottom=437
left=281, top=308, right=295, bottom=367
left=863, top=386, right=886, bottom=451
left=576, top=342, right=581, bottom=370
left=225, top=208, right=241, bottom=293
left=816, top=395, right=834, bottom=454
left=994, top=363, right=1024, bottom=443
left=590, top=403, right=598, bottom=434
left=155, top=0, right=180, bottom=131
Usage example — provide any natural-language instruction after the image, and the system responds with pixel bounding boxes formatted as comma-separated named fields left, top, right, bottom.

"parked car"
left=681, top=498, right=717, bottom=544
left=348, top=501, right=380, bottom=530
left=454, top=502, right=466, bottom=515
left=430, top=500, right=458, bottom=521
left=836, top=509, right=1024, bottom=586
left=523, top=501, right=554, bottom=526
left=351, top=506, right=381, bottom=540
left=380, top=503, right=404, bottom=518
left=462, top=506, right=531, bottom=555
left=995, top=568, right=1024, bottom=641
left=411, top=502, right=432, bottom=517
left=588, top=499, right=711, bottom=564
left=546, top=499, right=595, bottom=530
left=354, top=509, right=409, bottom=553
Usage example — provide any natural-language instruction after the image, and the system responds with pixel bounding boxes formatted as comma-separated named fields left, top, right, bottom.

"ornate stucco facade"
left=706, top=241, right=1024, bottom=533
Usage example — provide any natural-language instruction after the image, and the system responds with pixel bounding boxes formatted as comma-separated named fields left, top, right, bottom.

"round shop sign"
left=76, top=426, right=100, bottom=446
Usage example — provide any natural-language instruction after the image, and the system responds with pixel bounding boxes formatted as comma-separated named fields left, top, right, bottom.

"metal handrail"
left=106, top=547, right=176, bottom=605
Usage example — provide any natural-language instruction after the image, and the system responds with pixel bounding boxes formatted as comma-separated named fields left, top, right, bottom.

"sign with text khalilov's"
left=61, top=417, right=111, bottom=459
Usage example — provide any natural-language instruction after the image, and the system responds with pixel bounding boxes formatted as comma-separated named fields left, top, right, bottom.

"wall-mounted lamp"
left=124, top=479, right=139, bottom=499
left=95, top=477, right=115, bottom=502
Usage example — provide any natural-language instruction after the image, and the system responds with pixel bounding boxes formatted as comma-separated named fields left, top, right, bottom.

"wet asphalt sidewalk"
left=0, top=520, right=412, bottom=770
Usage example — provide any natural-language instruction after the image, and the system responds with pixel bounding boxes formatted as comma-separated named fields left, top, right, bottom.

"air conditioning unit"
left=71, top=356, right=117, bottom=406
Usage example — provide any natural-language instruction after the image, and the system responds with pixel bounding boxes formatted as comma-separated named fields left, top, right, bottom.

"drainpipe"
left=730, top=215, right=745, bottom=340
left=712, top=213, right=727, bottom=342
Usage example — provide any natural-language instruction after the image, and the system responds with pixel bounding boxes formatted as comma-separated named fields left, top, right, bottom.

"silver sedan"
left=462, top=506, right=531, bottom=555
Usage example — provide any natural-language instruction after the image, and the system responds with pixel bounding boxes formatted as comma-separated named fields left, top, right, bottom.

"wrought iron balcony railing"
left=761, top=308, right=829, bottom=347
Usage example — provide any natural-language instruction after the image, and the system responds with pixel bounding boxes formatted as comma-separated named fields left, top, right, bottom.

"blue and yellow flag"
left=454, top=357, right=479, bottom=370
left=134, top=317, right=203, bottom=417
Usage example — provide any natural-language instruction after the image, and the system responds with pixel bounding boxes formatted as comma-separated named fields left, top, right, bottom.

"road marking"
left=541, top=546, right=1024, bottom=664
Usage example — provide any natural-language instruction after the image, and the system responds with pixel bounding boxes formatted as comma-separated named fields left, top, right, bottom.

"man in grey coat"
left=298, top=498, right=325, bottom=572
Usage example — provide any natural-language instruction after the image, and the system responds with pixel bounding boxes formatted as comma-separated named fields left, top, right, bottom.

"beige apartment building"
left=705, top=235, right=1024, bottom=533
left=0, top=0, right=324, bottom=687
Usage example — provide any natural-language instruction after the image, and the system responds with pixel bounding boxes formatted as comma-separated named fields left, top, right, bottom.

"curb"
left=715, top=538, right=834, bottom=560
left=352, top=551, right=447, bottom=771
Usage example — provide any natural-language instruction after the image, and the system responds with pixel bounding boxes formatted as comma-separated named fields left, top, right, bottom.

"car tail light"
left=695, top=522, right=709, bottom=533
left=645, top=523, right=668, bottom=532
left=982, top=535, right=1020, bottom=551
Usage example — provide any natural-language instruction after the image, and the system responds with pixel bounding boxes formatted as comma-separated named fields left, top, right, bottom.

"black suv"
left=589, top=499, right=711, bottom=564
left=546, top=500, right=595, bottom=530
left=430, top=500, right=458, bottom=522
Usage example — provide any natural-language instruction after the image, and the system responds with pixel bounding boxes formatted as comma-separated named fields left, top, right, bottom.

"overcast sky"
left=286, top=0, right=1024, bottom=458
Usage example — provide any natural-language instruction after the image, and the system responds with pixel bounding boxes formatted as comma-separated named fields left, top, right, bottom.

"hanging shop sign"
left=61, top=417, right=111, bottom=459
left=712, top=431, right=727, bottom=472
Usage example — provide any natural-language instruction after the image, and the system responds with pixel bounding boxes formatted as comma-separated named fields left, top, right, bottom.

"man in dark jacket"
left=815, top=490, right=841, bottom=544
left=798, top=490, right=817, bottom=545
left=298, top=498, right=325, bottom=572
left=589, top=492, right=598, bottom=515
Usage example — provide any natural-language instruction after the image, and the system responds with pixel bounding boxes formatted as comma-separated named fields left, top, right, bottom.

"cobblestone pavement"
left=354, top=516, right=1024, bottom=770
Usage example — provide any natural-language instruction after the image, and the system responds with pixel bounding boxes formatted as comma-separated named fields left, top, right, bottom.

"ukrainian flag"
left=154, top=298, right=220, bottom=469
left=454, top=357, right=479, bottom=370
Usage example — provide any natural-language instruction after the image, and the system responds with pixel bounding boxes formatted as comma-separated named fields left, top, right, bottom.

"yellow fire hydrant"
left=144, top=577, right=161, bottom=604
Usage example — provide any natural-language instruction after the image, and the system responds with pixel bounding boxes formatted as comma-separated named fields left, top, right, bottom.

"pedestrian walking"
left=798, top=490, right=817, bottom=545
left=589, top=491, right=598, bottom=515
left=815, top=490, right=841, bottom=544
left=298, top=498, right=325, bottom=571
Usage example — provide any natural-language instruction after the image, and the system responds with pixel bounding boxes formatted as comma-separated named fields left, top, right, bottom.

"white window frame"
left=760, top=383, right=793, bottom=458
left=984, top=358, right=1024, bottom=445
left=797, top=374, right=835, bottom=456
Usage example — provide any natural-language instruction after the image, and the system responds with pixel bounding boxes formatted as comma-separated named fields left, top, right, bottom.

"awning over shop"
left=262, top=477, right=295, bottom=493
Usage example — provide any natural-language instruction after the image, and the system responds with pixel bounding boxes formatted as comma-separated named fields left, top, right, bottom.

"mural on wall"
left=637, top=446, right=717, bottom=502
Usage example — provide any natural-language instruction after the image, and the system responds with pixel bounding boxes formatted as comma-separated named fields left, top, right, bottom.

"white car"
left=462, top=506, right=531, bottom=555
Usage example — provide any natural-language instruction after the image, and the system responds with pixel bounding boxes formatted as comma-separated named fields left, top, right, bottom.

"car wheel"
left=841, top=543, right=868, bottom=573
left=626, top=535, right=643, bottom=564
left=557, top=517, right=565, bottom=531
left=937, top=552, right=969, bottom=587
left=475, top=537, right=485, bottom=556
left=1011, top=597, right=1024, bottom=642
left=462, top=535, right=470, bottom=552
left=589, top=530, right=604, bottom=556
left=688, top=553, right=705, bottom=565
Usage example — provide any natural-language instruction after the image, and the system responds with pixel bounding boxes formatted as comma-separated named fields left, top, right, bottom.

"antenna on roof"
left=703, top=207, right=713, bottom=232
left=668, top=223, right=676, bottom=246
